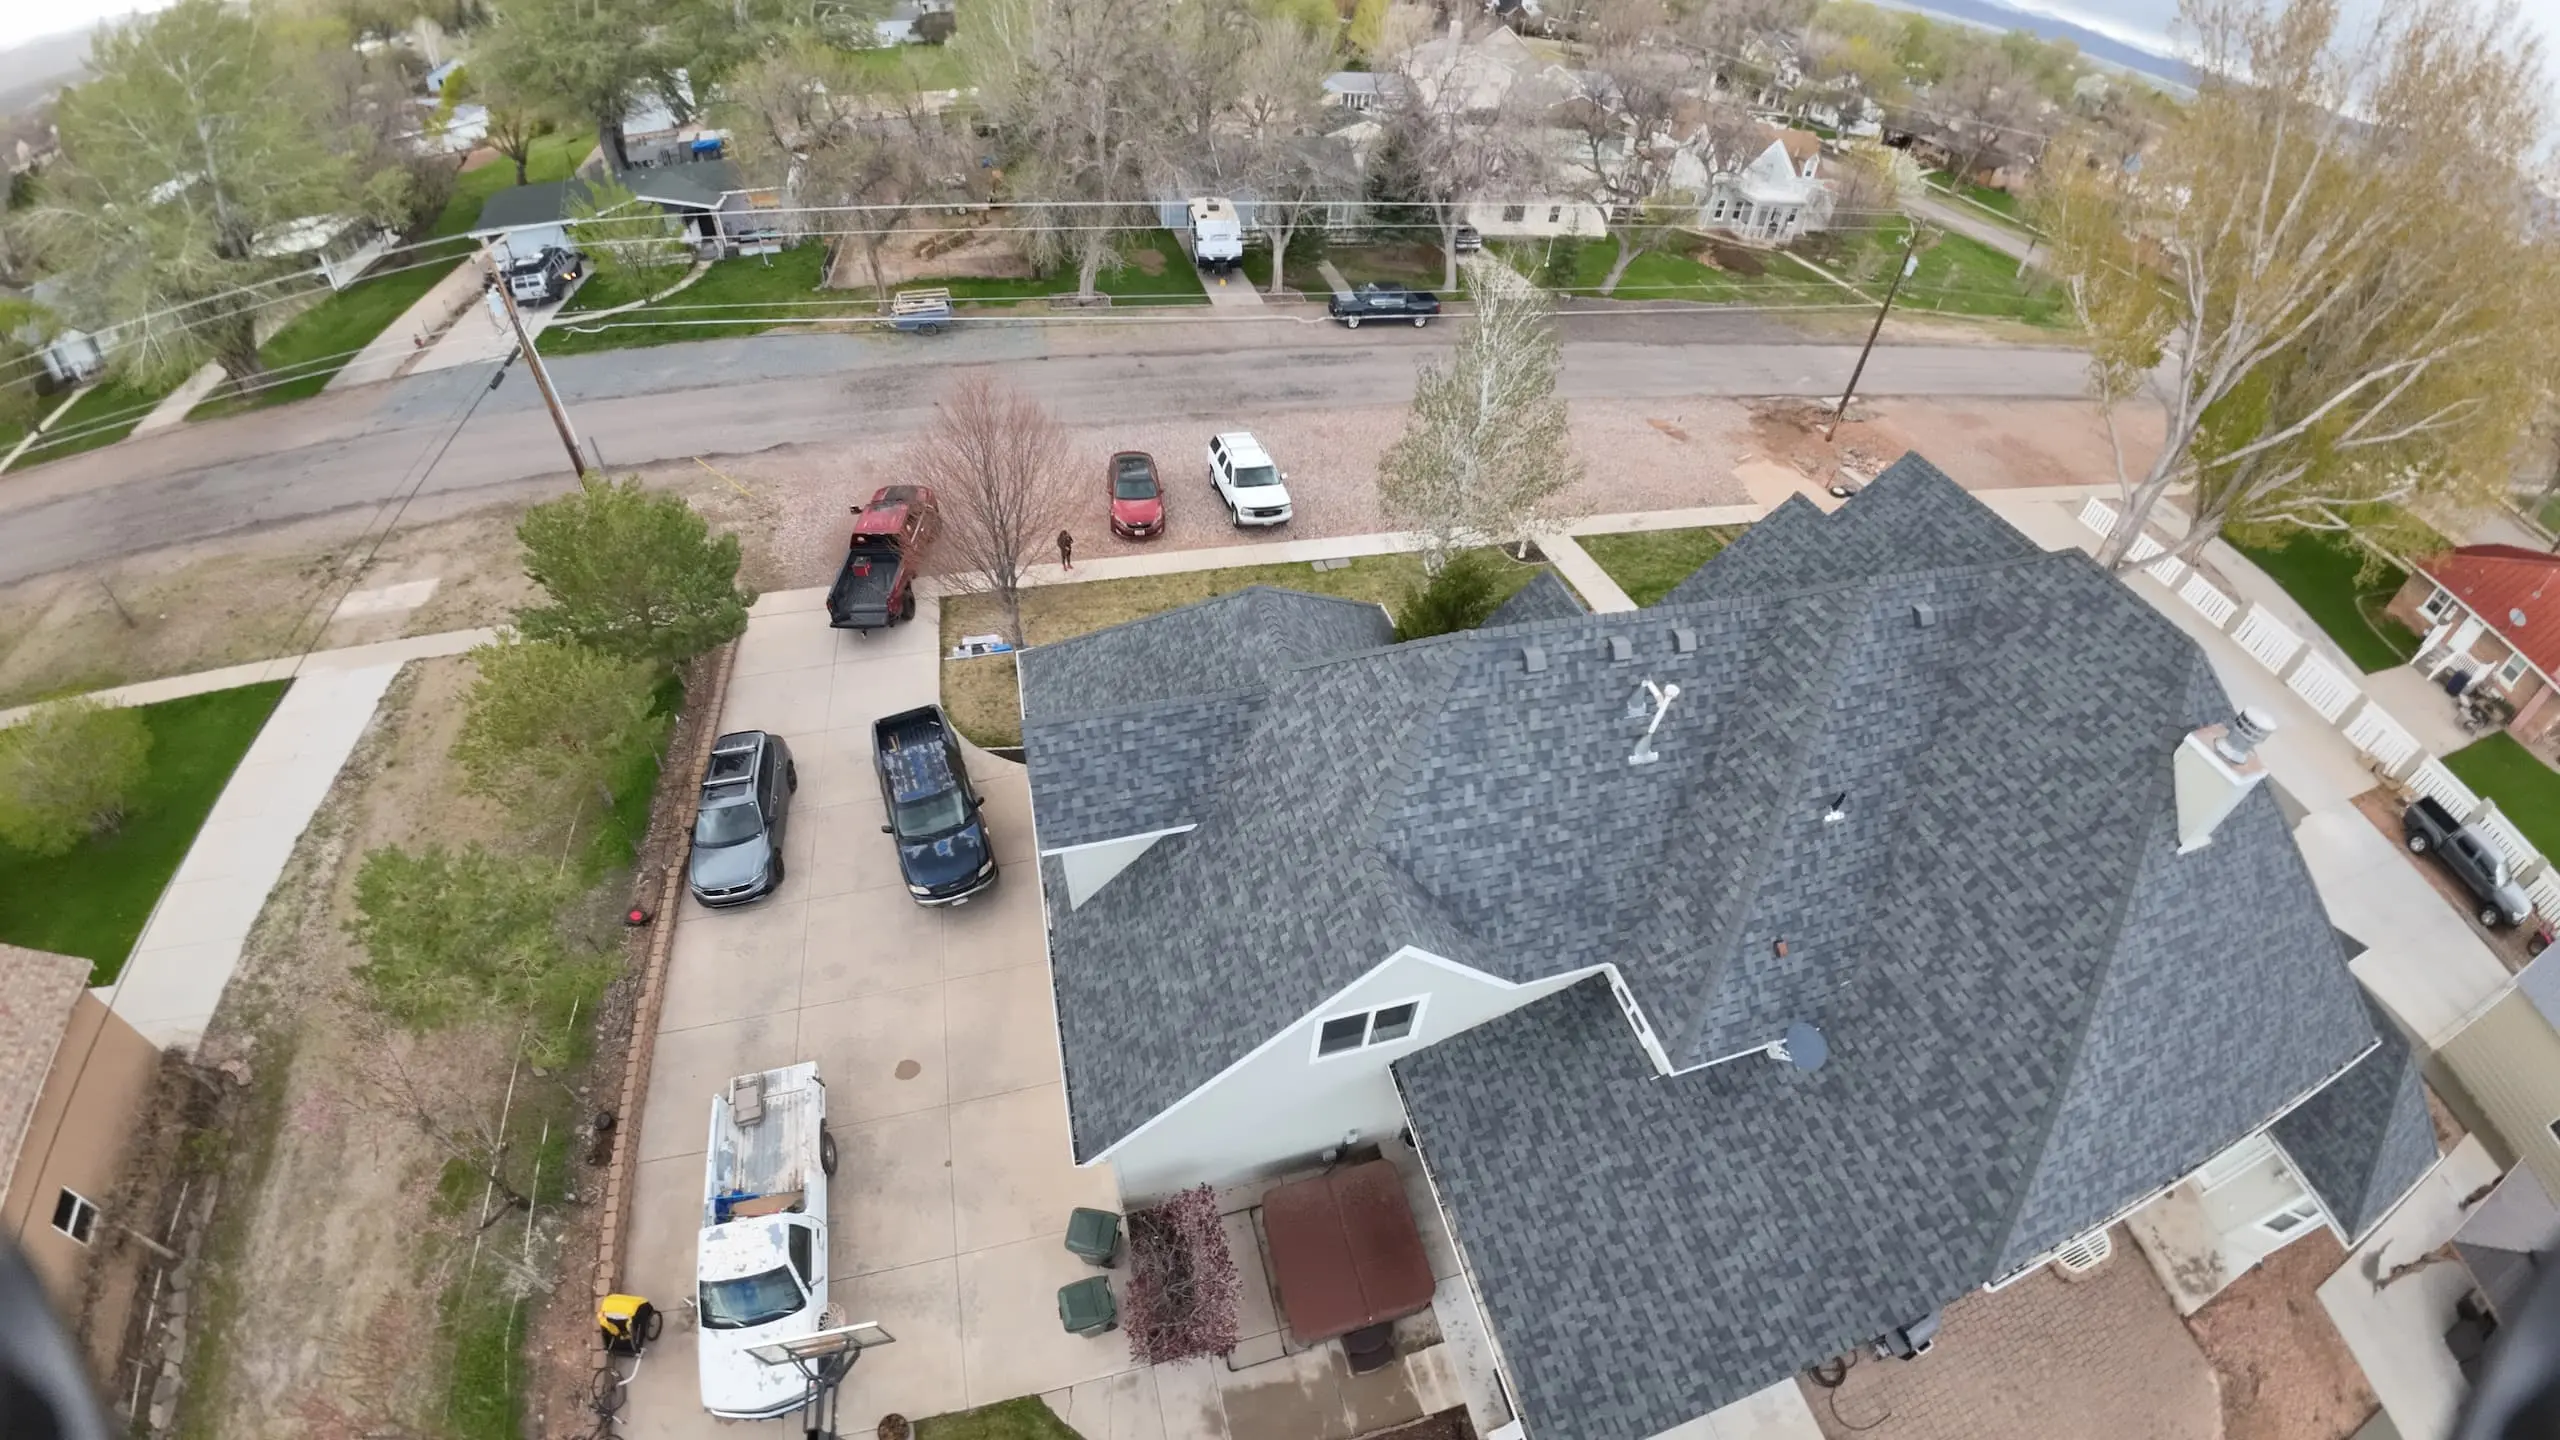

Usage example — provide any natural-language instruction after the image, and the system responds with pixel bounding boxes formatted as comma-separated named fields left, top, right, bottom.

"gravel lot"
left=664, top=393, right=2156, bottom=593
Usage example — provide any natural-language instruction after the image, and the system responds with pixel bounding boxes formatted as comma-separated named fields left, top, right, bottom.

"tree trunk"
left=1599, top=233, right=1638, bottom=296
left=512, top=148, right=530, bottom=185
left=2096, top=464, right=2182, bottom=569
left=1076, top=241, right=1105, bottom=301
left=596, top=113, right=627, bottom=175
left=1440, top=218, right=1461, bottom=292
left=1268, top=228, right=1291, bottom=297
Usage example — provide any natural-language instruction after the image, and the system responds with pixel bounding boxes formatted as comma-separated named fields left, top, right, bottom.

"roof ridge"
left=1023, top=683, right=1271, bottom=728
left=1979, top=649, right=2202, bottom=1276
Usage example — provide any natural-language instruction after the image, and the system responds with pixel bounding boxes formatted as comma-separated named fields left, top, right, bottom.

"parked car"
left=1451, top=225, right=1482, bottom=253
left=1207, top=431, right=1293, bottom=528
left=688, top=731, right=795, bottom=907
left=503, top=246, right=582, bottom=306
left=1329, top=282, right=1439, bottom=329
left=827, top=485, right=939, bottom=631
left=696, top=1062, right=834, bottom=1420
left=1109, top=450, right=1165, bottom=539
left=873, top=705, right=998, bottom=905
left=2403, top=795, right=2535, bottom=928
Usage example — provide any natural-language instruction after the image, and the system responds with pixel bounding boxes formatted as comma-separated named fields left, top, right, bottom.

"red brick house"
left=2385, top=544, right=2560, bottom=741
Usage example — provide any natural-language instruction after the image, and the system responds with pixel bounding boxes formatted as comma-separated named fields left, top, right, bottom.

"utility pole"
left=1823, top=226, right=1924, bottom=443
left=491, top=265, right=587, bottom=477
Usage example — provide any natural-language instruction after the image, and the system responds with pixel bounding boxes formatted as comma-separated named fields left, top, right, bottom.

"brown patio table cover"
left=1260, top=1158, right=1437, bottom=1346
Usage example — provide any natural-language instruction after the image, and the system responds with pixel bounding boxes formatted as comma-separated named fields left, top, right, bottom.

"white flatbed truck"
left=695, top=1062, right=837, bottom=1420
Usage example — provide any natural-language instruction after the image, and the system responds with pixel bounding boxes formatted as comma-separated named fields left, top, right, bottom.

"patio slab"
left=956, top=1233, right=1139, bottom=1401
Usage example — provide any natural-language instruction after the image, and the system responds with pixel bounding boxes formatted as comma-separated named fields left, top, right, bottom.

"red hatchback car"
left=1109, top=451, right=1165, bottom=539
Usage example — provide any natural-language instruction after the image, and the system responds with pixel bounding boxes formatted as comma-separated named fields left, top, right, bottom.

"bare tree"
left=1375, top=34, right=1546, bottom=291
left=1931, top=47, right=2038, bottom=183
left=913, top=377, right=1078, bottom=641
left=2041, top=0, right=2560, bottom=568
left=1378, top=259, right=1583, bottom=561
left=1251, top=138, right=1358, bottom=297
left=1566, top=0, right=1697, bottom=294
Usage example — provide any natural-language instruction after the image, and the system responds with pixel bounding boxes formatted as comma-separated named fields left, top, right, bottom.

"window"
left=1501, top=204, right=1526, bottom=222
left=2497, top=652, right=2530, bottom=689
left=1547, top=205, right=1563, bottom=224
left=787, top=1222, right=815, bottom=1285
left=2421, top=587, right=2457, bottom=622
left=51, top=1189, right=97, bottom=1246
left=1313, top=999, right=1426, bottom=1058
left=2256, top=1196, right=2322, bottom=1239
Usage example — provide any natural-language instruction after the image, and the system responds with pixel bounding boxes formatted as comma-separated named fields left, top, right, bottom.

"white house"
left=1693, top=137, right=1833, bottom=243
left=1016, top=455, right=2438, bottom=1440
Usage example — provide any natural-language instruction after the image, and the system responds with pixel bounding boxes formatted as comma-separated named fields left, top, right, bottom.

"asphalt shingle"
left=1482, top=570, right=1588, bottom=628
left=2273, top=992, right=2441, bottom=1244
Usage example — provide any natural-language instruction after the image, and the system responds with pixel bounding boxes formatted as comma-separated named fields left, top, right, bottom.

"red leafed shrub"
left=1123, top=1185, right=1241, bottom=1363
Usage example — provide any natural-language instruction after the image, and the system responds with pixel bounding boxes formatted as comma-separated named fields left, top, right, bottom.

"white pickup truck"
left=696, top=1063, right=837, bottom=1420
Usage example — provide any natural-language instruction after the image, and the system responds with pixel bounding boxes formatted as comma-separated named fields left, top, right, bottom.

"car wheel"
left=819, top=1129, right=838, bottom=1176
left=2480, top=903, right=2505, bottom=929
left=772, top=855, right=787, bottom=885
left=899, top=589, right=916, bottom=621
left=1345, top=315, right=1360, bottom=329
left=2406, top=833, right=2432, bottom=853
left=786, top=761, right=798, bottom=793
left=1413, top=316, right=1428, bottom=327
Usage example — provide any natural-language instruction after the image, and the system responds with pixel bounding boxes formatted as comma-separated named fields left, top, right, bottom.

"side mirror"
left=849, top=504, right=864, bottom=515
left=881, top=823, right=894, bottom=834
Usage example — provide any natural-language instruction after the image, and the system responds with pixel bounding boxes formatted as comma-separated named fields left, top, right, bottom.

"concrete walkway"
left=1539, top=533, right=1634, bottom=612
left=130, top=363, right=225, bottom=437
left=1200, top=267, right=1267, bottom=311
left=0, top=626, right=494, bottom=728
left=328, top=256, right=482, bottom=391
left=1907, top=191, right=2040, bottom=271
left=106, top=662, right=405, bottom=1045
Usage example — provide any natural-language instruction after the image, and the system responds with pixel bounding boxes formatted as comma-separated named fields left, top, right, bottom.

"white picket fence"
left=2144, top=554, right=2188, bottom=587
left=2475, top=805, right=2544, bottom=878
left=2078, top=498, right=2117, bottom=537
left=2409, top=757, right=2485, bottom=820
left=2179, top=573, right=2240, bottom=628
left=2532, top=871, right=2560, bottom=926
left=2342, top=704, right=2422, bottom=777
left=2232, top=605, right=2307, bottom=673
left=2287, top=653, right=2361, bottom=723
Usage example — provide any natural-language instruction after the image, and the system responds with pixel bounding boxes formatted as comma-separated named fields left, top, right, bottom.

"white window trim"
left=52, top=1187, right=98, bottom=1246
left=1311, top=995, right=1431, bottom=1061
left=2496, top=651, right=2530, bottom=690
left=2420, top=586, right=2457, bottom=622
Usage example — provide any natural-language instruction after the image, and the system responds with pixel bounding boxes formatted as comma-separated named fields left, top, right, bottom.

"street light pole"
left=1823, top=226, right=1924, bottom=443
left=490, top=262, right=587, bottom=477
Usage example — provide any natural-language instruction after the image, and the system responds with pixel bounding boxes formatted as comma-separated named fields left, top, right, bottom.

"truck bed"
left=702, top=1062, right=825, bottom=1225
left=826, top=540, right=905, bottom=629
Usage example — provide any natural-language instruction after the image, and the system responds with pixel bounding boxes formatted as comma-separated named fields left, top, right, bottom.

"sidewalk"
left=130, top=363, right=225, bottom=437
left=328, top=256, right=481, bottom=390
left=0, top=626, right=494, bottom=727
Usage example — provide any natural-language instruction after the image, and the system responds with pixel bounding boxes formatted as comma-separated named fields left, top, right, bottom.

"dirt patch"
left=1742, top=395, right=2161, bottom=499
left=2186, top=1231, right=2377, bottom=1440
left=825, top=214, right=1040, bottom=292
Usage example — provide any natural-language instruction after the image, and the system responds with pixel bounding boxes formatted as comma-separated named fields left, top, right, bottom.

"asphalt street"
left=0, top=308, right=2093, bottom=584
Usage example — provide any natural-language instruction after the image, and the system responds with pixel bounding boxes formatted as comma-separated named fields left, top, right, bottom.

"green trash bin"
left=1058, top=1275, right=1117, bottom=1336
left=1064, top=1207, right=1122, bottom=1268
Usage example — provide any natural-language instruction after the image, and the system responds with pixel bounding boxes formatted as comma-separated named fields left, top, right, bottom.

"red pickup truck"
left=827, top=485, right=939, bottom=631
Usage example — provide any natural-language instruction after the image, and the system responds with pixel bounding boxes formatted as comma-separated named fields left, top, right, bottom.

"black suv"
left=1328, top=282, right=1440, bottom=328
left=688, top=731, right=795, bottom=907
left=872, top=705, right=997, bottom=905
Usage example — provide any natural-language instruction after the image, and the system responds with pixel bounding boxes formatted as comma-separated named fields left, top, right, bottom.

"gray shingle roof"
left=627, top=156, right=744, bottom=209
left=1021, top=453, right=2380, bottom=1440
left=2274, top=991, right=2439, bottom=1244
left=472, top=178, right=600, bottom=234
left=1482, top=570, right=1588, bottom=628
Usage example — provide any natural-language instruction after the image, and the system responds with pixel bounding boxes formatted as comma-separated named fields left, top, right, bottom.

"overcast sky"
left=4, top=0, right=2559, bottom=68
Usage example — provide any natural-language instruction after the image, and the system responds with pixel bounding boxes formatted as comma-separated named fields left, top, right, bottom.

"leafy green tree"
left=454, top=636, right=667, bottom=822
left=479, top=0, right=672, bottom=173
left=0, top=698, right=153, bottom=857
left=483, top=101, right=562, bottom=187
left=516, top=475, right=756, bottom=667
left=347, top=843, right=601, bottom=1039
left=1392, top=551, right=1504, bottom=640
left=23, top=1, right=356, bottom=384
left=565, top=172, right=692, bottom=295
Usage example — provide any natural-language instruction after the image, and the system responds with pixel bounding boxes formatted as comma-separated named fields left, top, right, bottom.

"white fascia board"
left=1082, top=945, right=1610, bottom=1168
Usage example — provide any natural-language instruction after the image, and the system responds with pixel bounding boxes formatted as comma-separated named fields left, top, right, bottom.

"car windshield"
left=694, top=800, right=762, bottom=847
left=1113, top=461, right=1157, bottom=500
left=894, top=789, right=970, bottom=838
left=1232, top=463, right=1279, bottom=489
left=699, top=1266, right=804, bottom=1330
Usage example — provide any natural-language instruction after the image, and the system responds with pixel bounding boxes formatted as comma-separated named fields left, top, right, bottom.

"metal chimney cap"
left=2215, top=706, right=2278, bottom=765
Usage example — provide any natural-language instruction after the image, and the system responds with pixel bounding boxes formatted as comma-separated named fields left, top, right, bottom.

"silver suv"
left=1208, top=431, right=1293, bottom=528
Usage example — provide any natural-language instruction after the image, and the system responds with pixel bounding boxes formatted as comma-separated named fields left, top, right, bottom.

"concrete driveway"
left=619, top=589, right=1129, bottom=1436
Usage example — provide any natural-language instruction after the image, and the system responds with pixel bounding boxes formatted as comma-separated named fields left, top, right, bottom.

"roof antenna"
left=1823, top=791, right=1848, bottom=824
left=1628, top=678, right=1681, bottom=766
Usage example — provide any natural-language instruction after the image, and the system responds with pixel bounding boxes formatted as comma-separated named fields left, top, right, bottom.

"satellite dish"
left=1774, top=1022, right=1829, bottom=1073
left=2512, top=608, right=2530, bottom=628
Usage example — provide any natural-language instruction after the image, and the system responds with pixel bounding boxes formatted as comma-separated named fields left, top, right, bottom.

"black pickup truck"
left=2404, top=796, right=2535, bottom=929
left=827, top=485, right=939, bottom=631
left=872, top=705, right=998, bottom=905
left=1328, top=282, right=1439, bottom=328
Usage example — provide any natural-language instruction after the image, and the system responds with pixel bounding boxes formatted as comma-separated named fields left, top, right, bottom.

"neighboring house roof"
left=1482, top=570, right=1587, bottom=628
left=1023, top=453, right=2382, bottom=1440
left=2272, top=988, right=2440, bottom=1243
left=0, top=945, right=92, bottom=1200
left=1323, top=71, right=1409, bottom=102
left=471, top=176, right=609, bottom=235
left=2415, top=544, right=2560, bottom=683
left=1765, top=124, right=1822, bottom=171
left=2440, top=962, right=2560, bottom=1205
left=628, top=156, right=745, bottom=211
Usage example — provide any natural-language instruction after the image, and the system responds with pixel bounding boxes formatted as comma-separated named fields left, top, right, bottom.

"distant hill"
left=0, top=22, right=100, bottom=118
left=1870, top=0, right=2198, bottom=90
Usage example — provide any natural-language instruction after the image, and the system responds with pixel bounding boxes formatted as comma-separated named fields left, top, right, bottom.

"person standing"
left=1056, top=529, right=1075, bottom=572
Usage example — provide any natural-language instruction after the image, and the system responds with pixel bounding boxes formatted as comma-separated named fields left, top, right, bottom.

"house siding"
left=1461, top=201, right=1606, bottom=240
left=2430, top=989, right=2560, bottom=1201
left=1100, top=949, right=1597, bottom=1202
left=0, top=994, right=160, bottom=1319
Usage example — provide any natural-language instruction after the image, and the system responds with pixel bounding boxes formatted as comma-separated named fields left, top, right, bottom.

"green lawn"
left=0, top=681, right=288, bottom=983
left=2539, top=490, right=2560, bottom=534
left=540, top=246, right=832, bottom=355
left=2226, top=528, right=2426, bottom=674
left=1579, top=526, right=1749, bottom=606
left=435, top=130, right=593, bottom=239
left=847, top=42, right=965, bottom=89
left=2443, top=732, right=2560, bottom=859
left=1926, top=171, right=2031, bottom=225
left=1797, top=220, right=2066, bottom=325
left=13, top=374, right=183, bottom=465
left=916, top=1396, right=1086, bottom=1440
